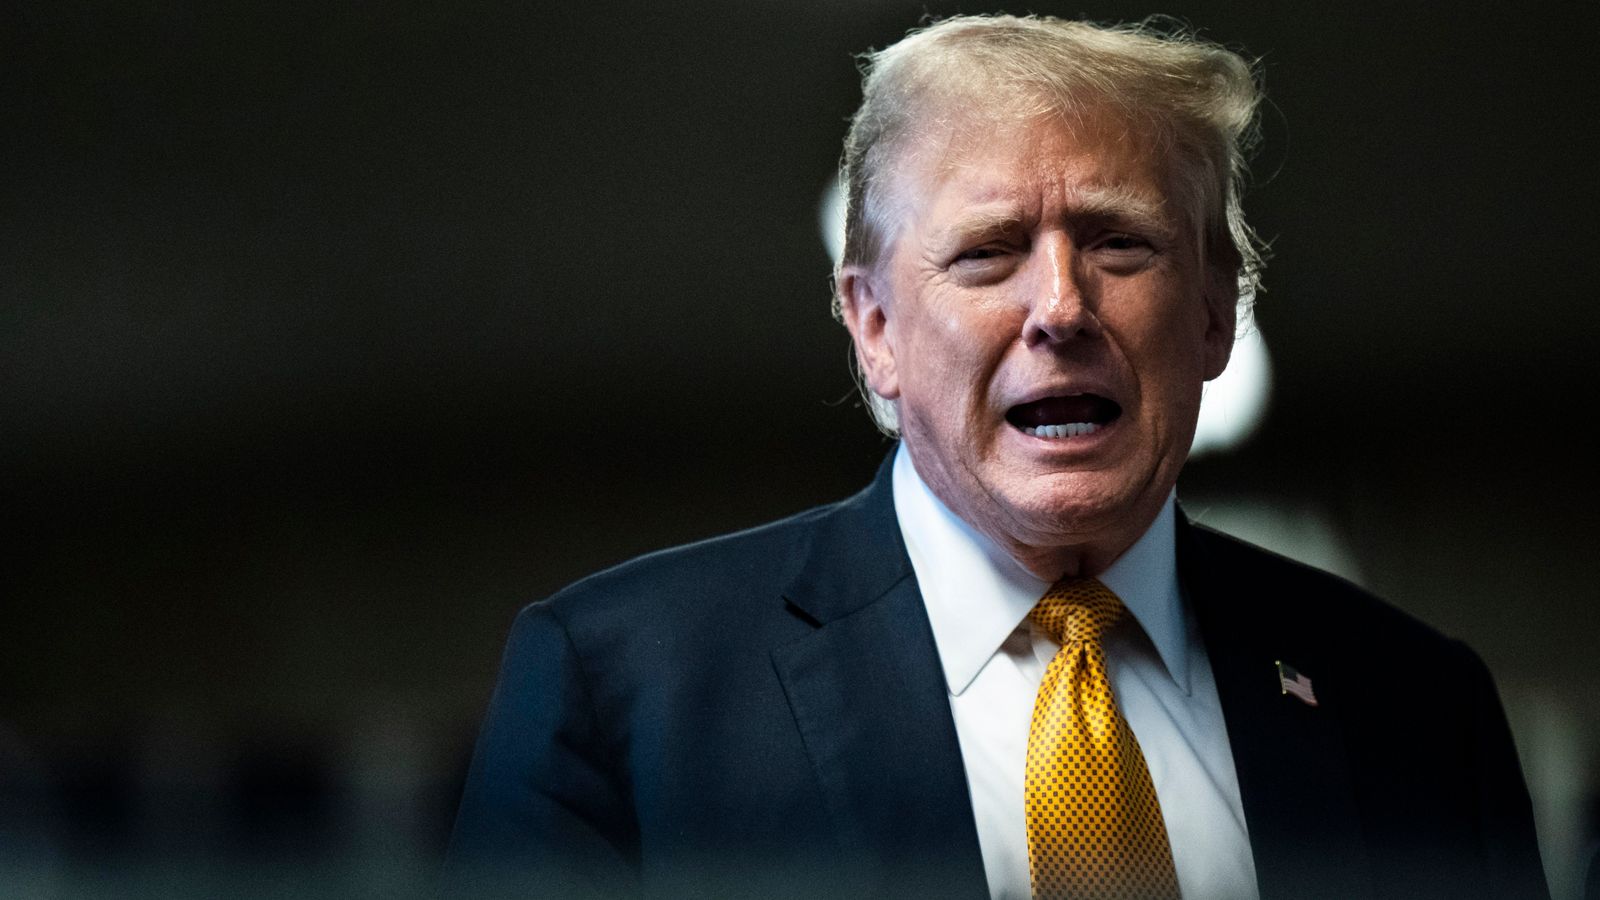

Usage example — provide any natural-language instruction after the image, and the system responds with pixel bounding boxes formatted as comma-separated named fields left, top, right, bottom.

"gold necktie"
left=1025, top=578, right=1180, bottom=900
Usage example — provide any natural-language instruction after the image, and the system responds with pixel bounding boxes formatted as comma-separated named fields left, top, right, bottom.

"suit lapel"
left=770, top=455, right=988, bottom=899
left=1178, top=514, right=1373, bottom=900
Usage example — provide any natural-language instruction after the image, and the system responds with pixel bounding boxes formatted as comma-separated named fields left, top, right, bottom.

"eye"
left=1089, top=232, right=1158, bottom=271
left=1097, top=234, right=1151, bottom=252
left=954, top=245, right=1008, bottom=262
left=948, top=243, right=1020, bottom=283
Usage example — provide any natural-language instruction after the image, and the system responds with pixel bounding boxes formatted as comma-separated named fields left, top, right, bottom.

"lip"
left=1001, top=378, right=1124, bottom=411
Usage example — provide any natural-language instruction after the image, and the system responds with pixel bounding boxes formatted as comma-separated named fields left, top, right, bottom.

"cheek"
left=901, top=291, right=991, bottom=367
left=939, top=290, right=1025, bottom=352
left=1115, top=295, right=1212, bottom=400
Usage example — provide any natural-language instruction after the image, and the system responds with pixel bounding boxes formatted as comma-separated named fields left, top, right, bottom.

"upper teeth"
left=1024, top=423, right=1100, bottom=439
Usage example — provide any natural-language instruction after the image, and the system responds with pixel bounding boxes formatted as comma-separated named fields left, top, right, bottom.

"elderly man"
left=446, top=15, right=1548, bottom=900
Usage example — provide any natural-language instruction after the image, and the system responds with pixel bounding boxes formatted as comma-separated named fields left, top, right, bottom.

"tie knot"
left=1029, top=578, right=1125, bottom=644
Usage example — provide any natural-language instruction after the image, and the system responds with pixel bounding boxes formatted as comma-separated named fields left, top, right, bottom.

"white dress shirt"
left=891, top=447, right=1260, bottom=900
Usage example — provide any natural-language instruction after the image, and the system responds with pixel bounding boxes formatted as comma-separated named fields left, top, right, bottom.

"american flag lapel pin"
left=1276, top=660, right=1319, bottom=707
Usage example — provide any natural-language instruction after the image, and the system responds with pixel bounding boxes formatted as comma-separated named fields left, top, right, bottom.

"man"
left=447, top=15, right=1548, bottom=900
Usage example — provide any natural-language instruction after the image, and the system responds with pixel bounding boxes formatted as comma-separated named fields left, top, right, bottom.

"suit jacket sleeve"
left=443, top=602, right=637, bottom=898
left=1458, top=640, right=1549, bottom=899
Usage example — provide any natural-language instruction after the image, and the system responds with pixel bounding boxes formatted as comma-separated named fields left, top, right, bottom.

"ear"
left=835, top=265, right=900, bottom=401
left=1200, top=271, right=1239, bottom=382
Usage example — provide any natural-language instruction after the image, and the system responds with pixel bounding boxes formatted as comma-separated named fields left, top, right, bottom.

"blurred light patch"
left=1193, top=308, right=1271, bottom=458
left=1506, top=692, right=1587, bottom=900
left=819, top=176, right=846, bottom=269
left=819, top=177, right=1272, bottom=457
left=1185, top=500, right=1364, bottom=587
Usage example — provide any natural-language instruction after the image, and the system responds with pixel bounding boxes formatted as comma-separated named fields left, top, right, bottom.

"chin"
left=995, top=471, right=1138, bottom=543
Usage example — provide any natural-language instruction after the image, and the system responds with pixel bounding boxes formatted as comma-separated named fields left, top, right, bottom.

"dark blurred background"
left=3, top=1, right=1597, bottom=897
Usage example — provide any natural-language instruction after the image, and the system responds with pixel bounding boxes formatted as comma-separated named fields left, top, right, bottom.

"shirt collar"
left=892, top=444, right=1190, bottom=697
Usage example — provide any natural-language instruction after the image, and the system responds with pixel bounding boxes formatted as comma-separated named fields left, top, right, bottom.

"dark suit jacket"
left=446, top=455, right=1548, bottom=899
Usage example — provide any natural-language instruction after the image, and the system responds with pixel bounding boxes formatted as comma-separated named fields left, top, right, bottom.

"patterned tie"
left=1024, top=578, right=1180, bottom=900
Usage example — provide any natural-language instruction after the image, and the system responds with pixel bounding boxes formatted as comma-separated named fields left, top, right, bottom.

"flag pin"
left=1276, top=660, right=1319, bottom=707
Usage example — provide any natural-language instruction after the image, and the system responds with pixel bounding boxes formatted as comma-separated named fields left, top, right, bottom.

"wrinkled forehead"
left=874, top=100, right=1183, bottom=242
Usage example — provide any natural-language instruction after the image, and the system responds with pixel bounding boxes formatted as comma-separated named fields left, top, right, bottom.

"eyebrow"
left=932, top=184, right=1176, bottom=250
left=1071, top=184, right=1175, bottom=236
left=933, top=209, right=1030, bottom=250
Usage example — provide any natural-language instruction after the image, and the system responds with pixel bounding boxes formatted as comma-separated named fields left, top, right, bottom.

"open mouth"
left=1005, top=394, right=1122, bottom=439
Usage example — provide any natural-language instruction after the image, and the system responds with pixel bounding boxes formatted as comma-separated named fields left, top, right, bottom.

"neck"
left=971, top=488, right=1171, bottom=583
left=1006, top=540, right=1129, bottom=582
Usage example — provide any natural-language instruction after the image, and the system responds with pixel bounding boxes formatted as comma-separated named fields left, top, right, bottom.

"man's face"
left=841, top=108, right=1235, bottom=576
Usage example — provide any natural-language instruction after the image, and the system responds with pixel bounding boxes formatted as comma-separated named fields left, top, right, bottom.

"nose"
left=1022, top=232, right=1101, bottom=347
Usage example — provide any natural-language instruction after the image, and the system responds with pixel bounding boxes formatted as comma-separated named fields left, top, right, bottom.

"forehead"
left=887, top=106, right=1180, bottom=238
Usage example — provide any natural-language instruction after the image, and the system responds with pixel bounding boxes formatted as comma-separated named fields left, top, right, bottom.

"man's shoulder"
left=551, top=500, right=840, bottom=606
left=518, top=470, right=896, bottom=640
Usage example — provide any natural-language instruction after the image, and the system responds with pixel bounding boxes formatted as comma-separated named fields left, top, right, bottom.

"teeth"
left=1023, top=423, right=1101, bottom=439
